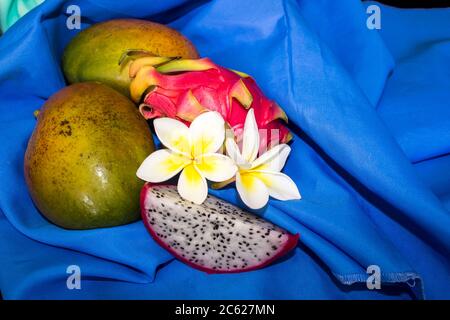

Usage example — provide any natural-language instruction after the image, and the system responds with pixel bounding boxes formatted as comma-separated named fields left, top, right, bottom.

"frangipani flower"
left=226, top=109, right=301, bottom=209
left=137, top=111, right=237, bottom=204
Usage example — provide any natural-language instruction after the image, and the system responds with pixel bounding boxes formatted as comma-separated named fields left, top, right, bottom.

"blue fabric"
left=0, top=0, right=449, bottom=299
left=374, top=4, right=450, bottom=163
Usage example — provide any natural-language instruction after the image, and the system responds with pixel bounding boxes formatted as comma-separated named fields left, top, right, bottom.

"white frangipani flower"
left=226, top=109, right=301, bottom=209
left=137, top=111, right=237, bottom=204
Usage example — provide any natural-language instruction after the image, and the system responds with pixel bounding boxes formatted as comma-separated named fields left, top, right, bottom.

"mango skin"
left=24, top=82, right=154, bottom=229
left=62, top=19, right=199, bottom=97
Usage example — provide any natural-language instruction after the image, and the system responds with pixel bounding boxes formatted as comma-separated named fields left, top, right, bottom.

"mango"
left=24, top=82, right=154, bottom=229
left=62, top=19, right=199, bottom=97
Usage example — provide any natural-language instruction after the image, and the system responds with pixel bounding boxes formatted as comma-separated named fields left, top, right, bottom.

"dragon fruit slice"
left=141, top=183, right=299, bottom=273
left=126, top=55, right=292, bottom=151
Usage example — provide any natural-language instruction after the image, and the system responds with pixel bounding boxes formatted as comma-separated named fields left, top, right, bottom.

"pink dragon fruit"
left=124, top=54, right=292, bottom=151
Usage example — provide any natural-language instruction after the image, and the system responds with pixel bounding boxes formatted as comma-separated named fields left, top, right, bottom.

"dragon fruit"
left=141, top=183, right=299, bottom=273
left=124, top=53, right=292, bottom=151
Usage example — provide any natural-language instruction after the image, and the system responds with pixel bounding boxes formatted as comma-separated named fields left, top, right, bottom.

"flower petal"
left=251, top=144, right=291, bottom=172
left=190, top=111, right=225, bottom=157
left=241, top=109, right=260, bottom=163
left=154, top=117, right=191, bottom=156
left=225, top=137, right=251, bottom=169
left=137, top=149, right=189, bottom=182
left=195, top=153, right=237, bottom=182
left=236, top=172, right=269, bottom=209
left=251, top=170, right=301, bottom=201
left=178, top=164, right=208, bottom=204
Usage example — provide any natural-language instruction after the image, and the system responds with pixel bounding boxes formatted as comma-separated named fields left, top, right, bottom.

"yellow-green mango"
left=62, top=19, right=199, bottom=97
left=24, top=82, right=154, bottom=229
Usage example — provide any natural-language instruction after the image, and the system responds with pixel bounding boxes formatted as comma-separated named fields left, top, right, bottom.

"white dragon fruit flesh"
left=141, top=183, right=299, bottom=273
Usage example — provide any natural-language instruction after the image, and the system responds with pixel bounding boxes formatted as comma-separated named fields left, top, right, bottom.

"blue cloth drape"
left=0, top=0, right=448, bottom=299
